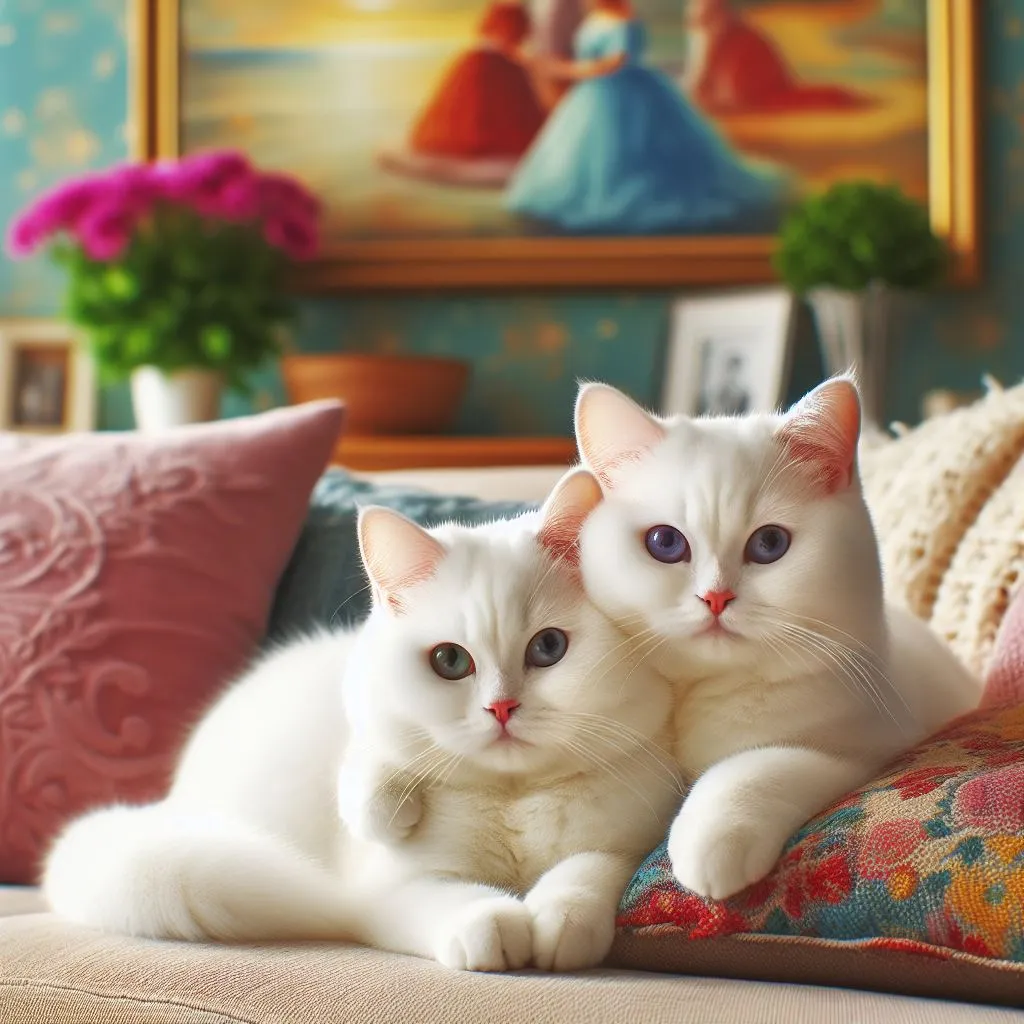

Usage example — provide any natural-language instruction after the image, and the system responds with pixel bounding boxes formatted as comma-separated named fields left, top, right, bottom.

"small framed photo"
left=661, top=289, right=798, bottom=417
left=0, top=320, right=96, bottom=434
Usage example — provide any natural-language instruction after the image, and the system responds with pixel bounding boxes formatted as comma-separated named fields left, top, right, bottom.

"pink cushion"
left=984, top=586, right=1024, bottom=707
left=0, top=401, right=344, bottom=883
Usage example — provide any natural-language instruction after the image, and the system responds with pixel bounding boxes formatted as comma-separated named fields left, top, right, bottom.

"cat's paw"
left=527, top=893, right=615, bottom=972
left=667, top=812, right=782, bottom=901
left=435, top=896, right=533, bottom=973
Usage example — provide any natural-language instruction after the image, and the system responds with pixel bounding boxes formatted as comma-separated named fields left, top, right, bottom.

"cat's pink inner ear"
left=777, top=376, right=861, bottom=494
left=574, top=383, right=667, bottom=488
left=357, top=506, right=446, bottom=611
left=538, top=468, right=603, bottom=567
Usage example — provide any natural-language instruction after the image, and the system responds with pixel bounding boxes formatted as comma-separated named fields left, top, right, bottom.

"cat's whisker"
left=387, top=750, right=455, bottom=829
left=772, top=621, right=904, bottom=728
left=576, top=625, right=662, bottom=688
left=549, top=728, right=667, bottom=823
left=774, top=617, right=896, bottom=706
left=782, top=611, right=884, bottom=658
left=560, top=716, right=685, bottom=796
left=563, top=710, right=679, bottom=767
left=329, top=580, right=374, bottom=625
left=756, top=616, right=874, bottom=710
left=437, top=753, right=464, bottom=789
left=613, top=632, right=671, bottom=702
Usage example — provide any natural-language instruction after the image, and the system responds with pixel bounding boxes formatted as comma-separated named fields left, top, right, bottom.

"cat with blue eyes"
left=574, top=375, right=981, bottom=901
left=44, top=469, right=683, bottom=973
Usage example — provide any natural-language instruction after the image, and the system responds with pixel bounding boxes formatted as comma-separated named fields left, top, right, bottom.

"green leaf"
left=103, top=266, right=138, bottom=300
left=200, top=324, right=233, bottom=361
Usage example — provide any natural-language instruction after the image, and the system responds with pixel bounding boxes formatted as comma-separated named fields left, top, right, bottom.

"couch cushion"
left=268, top=468, right=533, bottom=640
left=0, top=912, right=1013, bottom=1024
left=0, top=884, right=46, bottom=917
left=930, top=451, right=1024, bottom=679
left=859, top=379, right=1024, bottom=674
left=614, top=698, right=1024, bottom=1007
left=0, top=402, right=344, bottom=884
left=985, top=579, right=1024, bottom=709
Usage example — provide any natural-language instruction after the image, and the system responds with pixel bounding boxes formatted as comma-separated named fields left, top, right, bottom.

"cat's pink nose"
left=486, top=700, right=520, bottom=726
left=700, top=590, right=736, bottom=617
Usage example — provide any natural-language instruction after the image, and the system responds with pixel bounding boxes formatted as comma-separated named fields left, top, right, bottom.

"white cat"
left=573, top=376, right=980, bottom=902
left=44, top=469, right=682, bottom=972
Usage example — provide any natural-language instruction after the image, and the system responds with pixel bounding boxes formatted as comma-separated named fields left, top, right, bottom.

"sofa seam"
left=0, top=978, right=260, bottom=1024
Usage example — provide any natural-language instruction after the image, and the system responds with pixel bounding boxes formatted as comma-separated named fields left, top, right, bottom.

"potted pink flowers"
left=6, top=150, right=321, bottom=431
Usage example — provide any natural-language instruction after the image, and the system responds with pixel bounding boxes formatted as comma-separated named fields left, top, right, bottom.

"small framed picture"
left=0, top=320, right=96, bottom=434
left=661, top=289, right=798, bottom=418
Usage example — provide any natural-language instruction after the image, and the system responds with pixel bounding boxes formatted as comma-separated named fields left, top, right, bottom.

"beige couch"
left=5, top=406, right=1024, bottom=1024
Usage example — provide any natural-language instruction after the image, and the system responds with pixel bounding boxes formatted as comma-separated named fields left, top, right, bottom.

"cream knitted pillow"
left=860, top=381, right=1024, bottom=643
left=930, top=451, right=1024, bottom=676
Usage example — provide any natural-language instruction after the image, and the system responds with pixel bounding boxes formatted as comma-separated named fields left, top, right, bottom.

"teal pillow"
left=267, top=468, right=533, bottom=640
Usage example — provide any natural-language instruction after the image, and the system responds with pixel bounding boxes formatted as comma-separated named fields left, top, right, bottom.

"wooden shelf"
left=332, top=435, right=578, bottom=471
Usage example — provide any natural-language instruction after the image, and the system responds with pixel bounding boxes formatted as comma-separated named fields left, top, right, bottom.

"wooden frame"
left=0, top=320, right=97, bottom=434
left=661, top=288, right=797, bottom=417
left=136, top=0, right=980, bottom=292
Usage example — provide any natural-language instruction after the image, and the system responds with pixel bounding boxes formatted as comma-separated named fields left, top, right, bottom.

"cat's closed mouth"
left=696, top=620, right=736, bottom=639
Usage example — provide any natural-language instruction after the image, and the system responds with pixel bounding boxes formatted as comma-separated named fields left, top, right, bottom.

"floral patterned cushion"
left=611, top=698, right=1024, bottom=1004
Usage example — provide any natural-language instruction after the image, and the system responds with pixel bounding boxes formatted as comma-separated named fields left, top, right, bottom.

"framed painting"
left=0, top=320, right=97, bottom=434
left=136, top=0, right=979, bottom=291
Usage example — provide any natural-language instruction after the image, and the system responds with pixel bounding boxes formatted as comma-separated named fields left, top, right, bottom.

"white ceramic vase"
left=806, top=283, right=911, bottom=431
left=130, top=367, right=224, bottom=432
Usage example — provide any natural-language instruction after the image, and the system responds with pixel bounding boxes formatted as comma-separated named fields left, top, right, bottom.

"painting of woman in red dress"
left=379, top=1, right=547, bottom=188
left=684, top=0, right=873, bottom=115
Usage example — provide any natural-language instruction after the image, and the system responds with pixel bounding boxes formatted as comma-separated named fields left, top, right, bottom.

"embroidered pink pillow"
left=0, top=401, right=344, bottom=883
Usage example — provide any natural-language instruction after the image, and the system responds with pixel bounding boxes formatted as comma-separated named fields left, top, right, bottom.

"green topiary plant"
left=773, top=181, right=949, bottom=294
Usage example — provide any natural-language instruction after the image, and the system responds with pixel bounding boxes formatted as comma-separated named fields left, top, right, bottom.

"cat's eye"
left=526, top=628, right=569, bottom=668
left=645, top=525, right=690, bottom=564
left=745, top=525, right=792, bottom=565
left=429, top=643, right=475, bottom=680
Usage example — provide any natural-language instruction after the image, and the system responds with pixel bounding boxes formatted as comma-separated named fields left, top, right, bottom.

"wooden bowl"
left=281, top=353, right=471, bottom=436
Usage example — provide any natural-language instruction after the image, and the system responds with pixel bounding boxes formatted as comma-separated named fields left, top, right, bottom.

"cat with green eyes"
left=44, top=469, right=683, bottom=974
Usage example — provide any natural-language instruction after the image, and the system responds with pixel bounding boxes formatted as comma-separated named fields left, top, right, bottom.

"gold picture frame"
left=0, top=320, right=97, bottom=434
left=134, top=0, right=980, bottom=292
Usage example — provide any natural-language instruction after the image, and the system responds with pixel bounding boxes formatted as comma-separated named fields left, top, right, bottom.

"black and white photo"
left=661, top=289, right=797, bottom=418
left=0, top=320, right=95, bottom=433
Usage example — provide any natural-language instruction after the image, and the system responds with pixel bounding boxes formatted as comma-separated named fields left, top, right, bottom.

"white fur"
left=575, top=379, right=981, bottom=901
left=44, top=470, right=681, bottom=972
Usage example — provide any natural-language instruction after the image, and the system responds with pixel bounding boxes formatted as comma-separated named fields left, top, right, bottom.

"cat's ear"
left=777, top=375, right=861, bottom=494
left=538, top=468, right=603, bottom=567
left=357, top=505, right=446, bottom=613
left=574, top=383, right=667, bottom=489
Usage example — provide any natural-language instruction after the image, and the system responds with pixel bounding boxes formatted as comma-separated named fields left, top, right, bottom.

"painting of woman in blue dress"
left=507, top=0, right=788, bottom=235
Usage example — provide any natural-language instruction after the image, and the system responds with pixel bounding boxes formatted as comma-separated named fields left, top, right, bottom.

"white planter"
left=130, top=367, right=224, bottom=432
left=806, top=283, right=911, bottom=430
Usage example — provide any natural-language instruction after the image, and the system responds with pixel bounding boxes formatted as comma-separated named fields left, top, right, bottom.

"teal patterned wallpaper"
left=0, top=1, right=1019, bottom=434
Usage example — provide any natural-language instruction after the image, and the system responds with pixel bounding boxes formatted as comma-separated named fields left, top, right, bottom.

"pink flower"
left=5, top=213, right=44, bottom=256
left=36, top=179, right=104, bottom=229
left=258, top=173, right=321, bottom=222
left=953, top=764, right=1024, bottom=834
left=264, top=215, right=319, bottom=261
left=165, top=150, right=254, bottom=216
left=216, top=177, right=262, bottom=221
left=77, top=201, right=136, bottom=260
left=103, top=164, right=158, bottom=213
left=856, top=819, right=926, bottom=880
